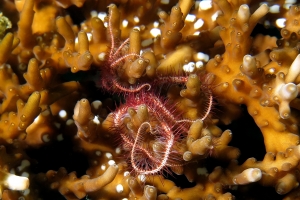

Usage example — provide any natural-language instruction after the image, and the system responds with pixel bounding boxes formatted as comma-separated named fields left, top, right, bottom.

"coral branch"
left=3, top=0, right=300, bottom=199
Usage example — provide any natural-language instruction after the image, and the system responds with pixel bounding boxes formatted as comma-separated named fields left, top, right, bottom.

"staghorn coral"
left=2, top=0, right=300, bottom=199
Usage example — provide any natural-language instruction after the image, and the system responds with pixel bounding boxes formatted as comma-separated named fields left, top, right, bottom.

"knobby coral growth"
left=2, top=0, right=300, bottom=199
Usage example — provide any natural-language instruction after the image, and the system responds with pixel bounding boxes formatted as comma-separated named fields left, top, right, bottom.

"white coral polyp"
left=279, top=83, right=298, bottom=101
left=5, top=173, right=29, bottom=190
left=233, top=168, right=262, bottom=185
left=275, top=83, right=298, bottom=119
left=286, top=54, right=300, bottom=83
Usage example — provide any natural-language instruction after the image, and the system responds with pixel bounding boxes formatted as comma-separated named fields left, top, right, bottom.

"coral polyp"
left=3, top=0, right=300, bottom=199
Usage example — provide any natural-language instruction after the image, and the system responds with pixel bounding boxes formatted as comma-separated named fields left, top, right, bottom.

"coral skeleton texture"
left=2, top=0, right=300, bottom=199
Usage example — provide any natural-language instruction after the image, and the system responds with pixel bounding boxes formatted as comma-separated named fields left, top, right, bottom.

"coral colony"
left=2, top=0, right=300, bottom=199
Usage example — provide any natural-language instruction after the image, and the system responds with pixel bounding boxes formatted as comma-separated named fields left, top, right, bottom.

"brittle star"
left=113, top=92, right=213, bottom=177
left=101, top=5, right=151, bottom=93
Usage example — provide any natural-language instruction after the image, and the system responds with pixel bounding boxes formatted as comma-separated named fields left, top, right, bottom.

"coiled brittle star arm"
left=131, top=122, right=174, bottom=175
